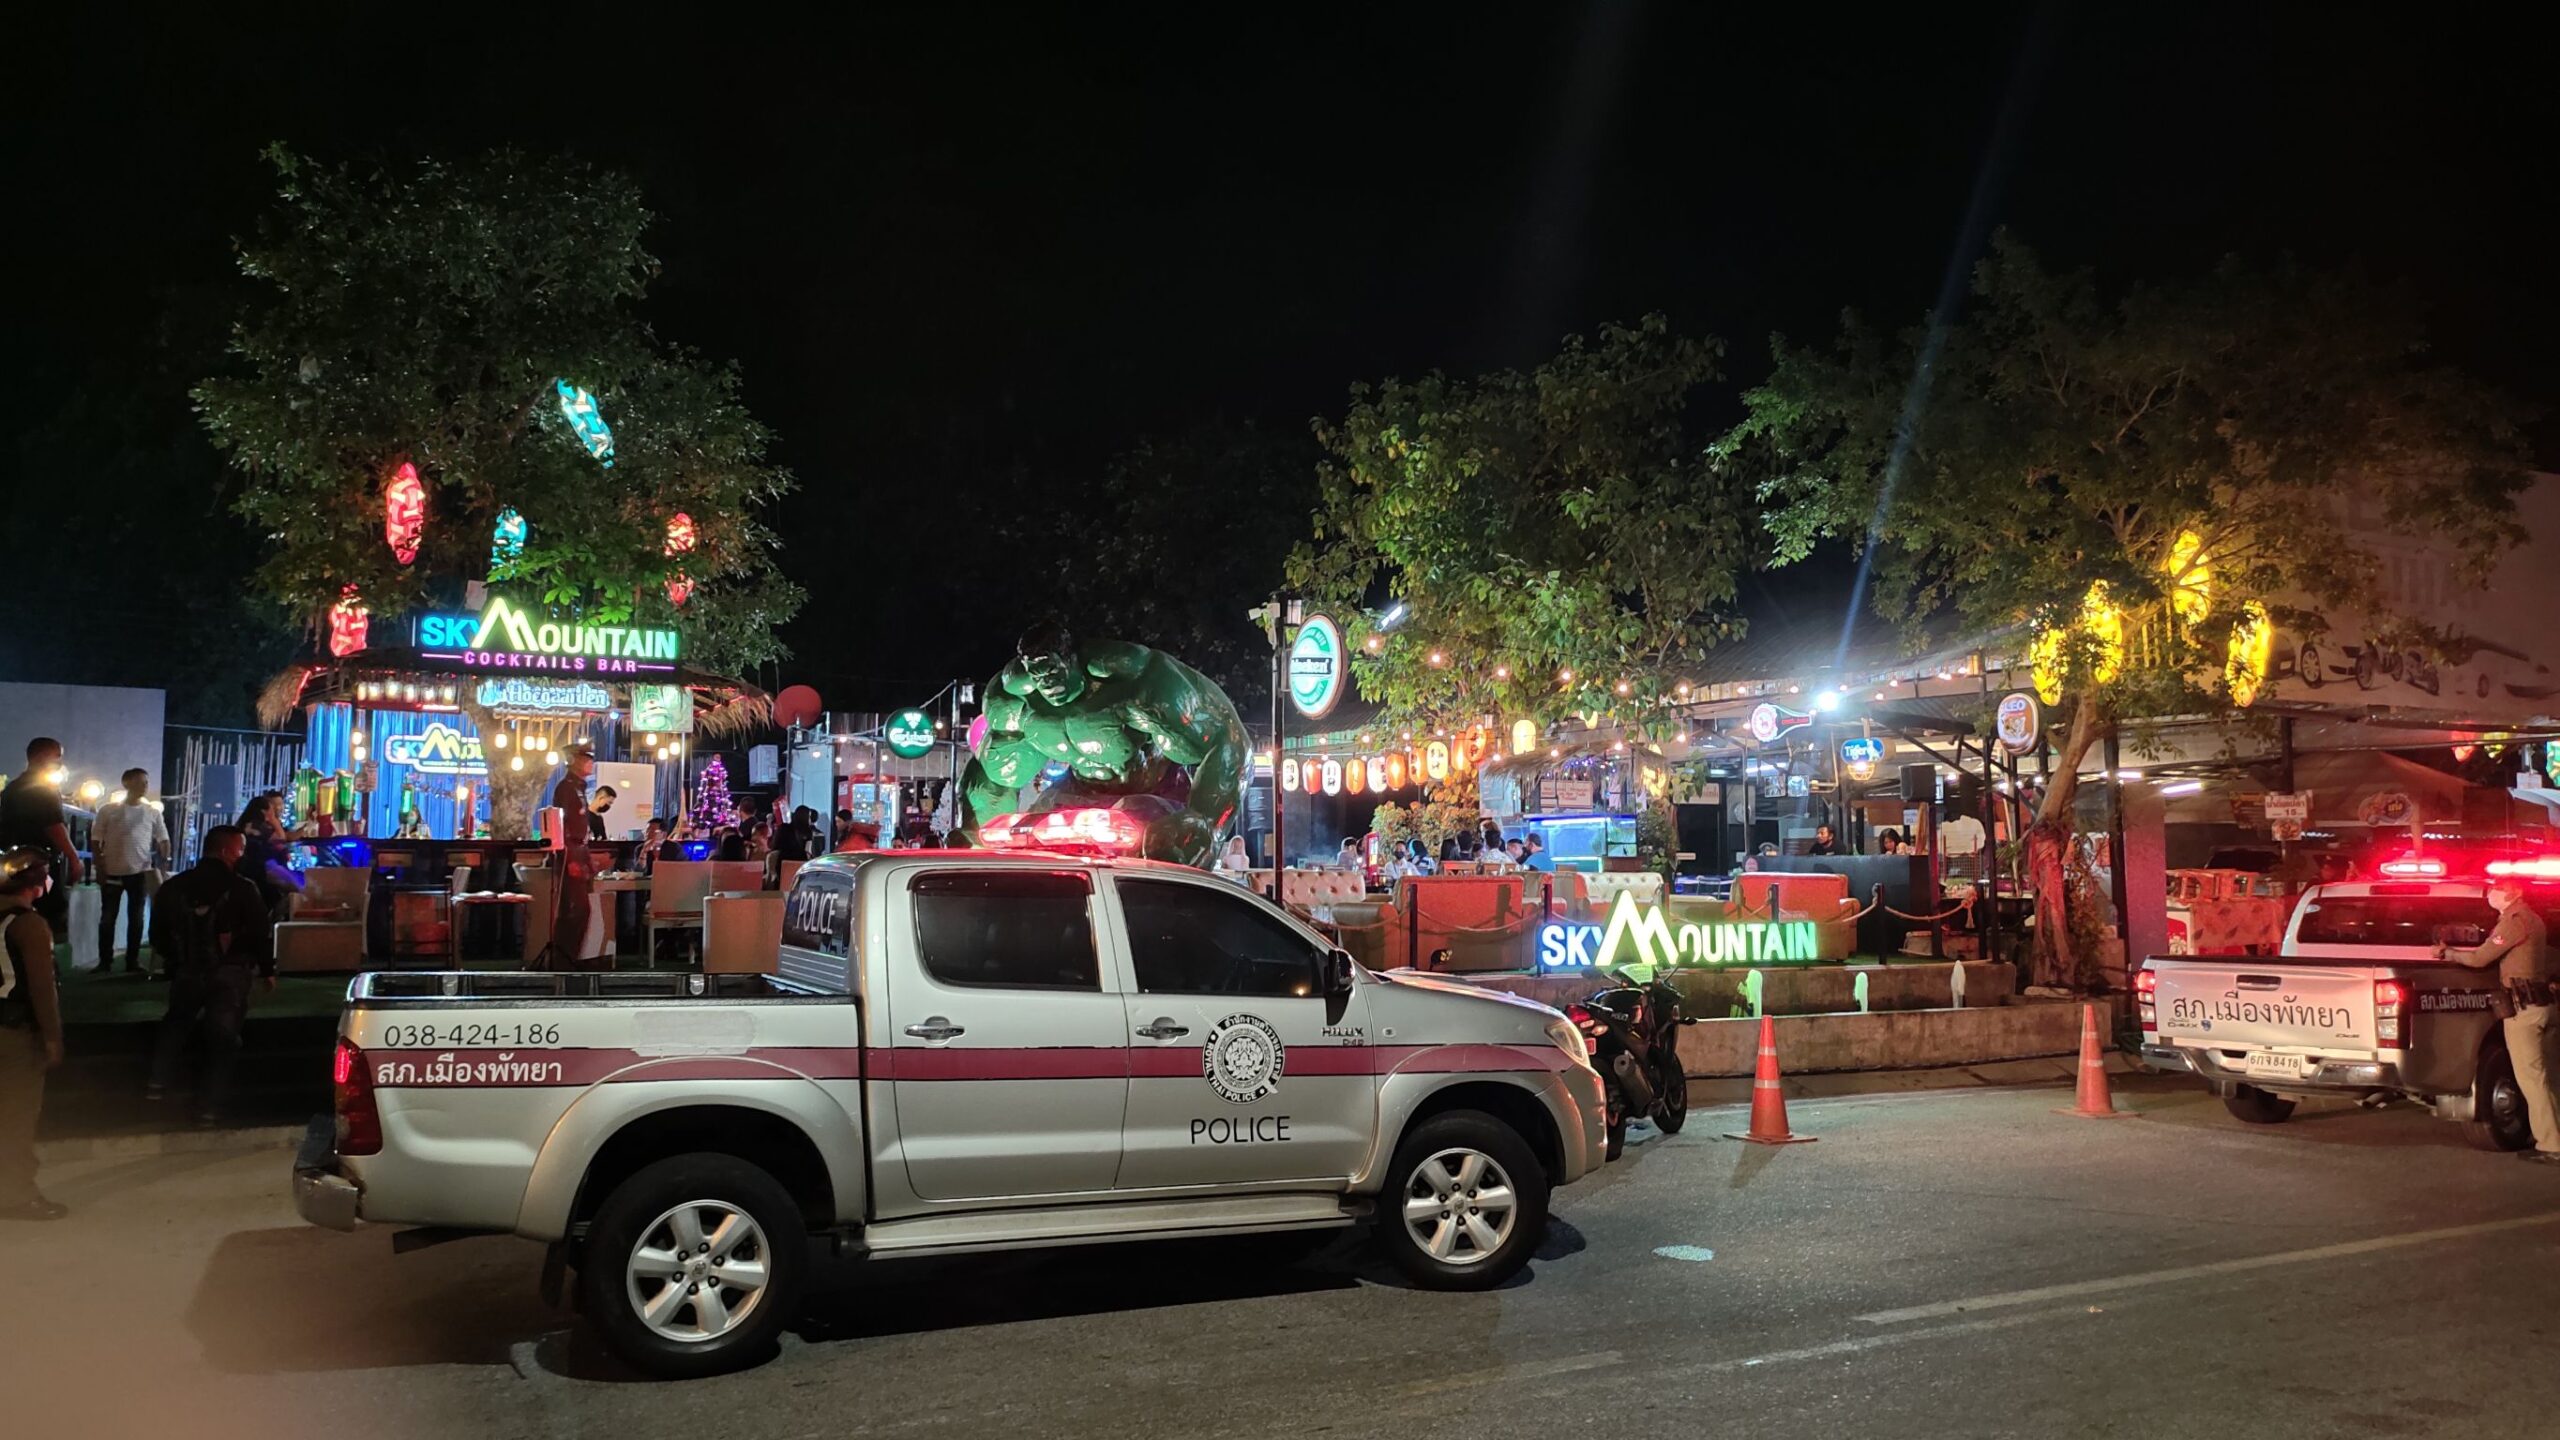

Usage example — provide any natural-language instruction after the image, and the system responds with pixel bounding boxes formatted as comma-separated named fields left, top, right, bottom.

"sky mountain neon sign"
left=415, top=597, right=679, bottom=675
left=1538, top=891, right=1822, bottom=970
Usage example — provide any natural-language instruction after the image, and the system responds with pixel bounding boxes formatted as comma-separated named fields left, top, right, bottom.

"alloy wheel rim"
left=1401, top=1147, right=1517, bottom=1266
left=626, top=1199, right=770, bottom=1343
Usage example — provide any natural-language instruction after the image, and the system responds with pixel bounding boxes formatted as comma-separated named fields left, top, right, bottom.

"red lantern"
left=382, top=462, right=425, bottom=566
left=664, top=512, right=698, bottom=606
left=327, top=584, right=370, bottom=657
left=1386, top=753, right=1408, bottom=789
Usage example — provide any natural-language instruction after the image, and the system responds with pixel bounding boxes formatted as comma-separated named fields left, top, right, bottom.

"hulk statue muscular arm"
left=955, top=625, right=1249, bottom=868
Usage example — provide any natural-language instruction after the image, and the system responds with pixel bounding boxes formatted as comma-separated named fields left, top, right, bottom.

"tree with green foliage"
left=1290, top=316, right=1756, bottom=753
left=194, top=146, right=804, bottom=833
left=1718, top=235, right=2532, bottom=987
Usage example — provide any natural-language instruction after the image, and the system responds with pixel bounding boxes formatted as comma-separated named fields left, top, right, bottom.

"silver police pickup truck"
left=296, top=852, right=1607, bottom=1377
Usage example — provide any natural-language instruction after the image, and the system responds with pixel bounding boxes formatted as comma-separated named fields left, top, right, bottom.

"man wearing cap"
left=2439, top=878, right=2560, bottom=1164
left=1, top=847, right=68, bottom=1219
left=548, top=746, right=600, bottom=967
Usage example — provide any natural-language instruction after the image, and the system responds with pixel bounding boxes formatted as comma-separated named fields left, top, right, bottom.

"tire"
left=1377, top=1111, right=1550, bottom=1291
left=1653, top=1062, right=1690, bottom=1135
left=579, top=1153, right=808, bottom=1379
left=2463, top=1049, right=2535, bottom=1152
left=2223, top=1085, right=2297, bottom=1125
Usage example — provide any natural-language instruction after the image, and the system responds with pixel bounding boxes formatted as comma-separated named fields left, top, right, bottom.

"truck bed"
left=350, top=968, right=846, bottom=1004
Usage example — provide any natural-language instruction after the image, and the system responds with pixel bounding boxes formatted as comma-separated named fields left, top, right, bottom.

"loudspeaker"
left=1900, top=764, right=1937, bottom=803
left=199, top=763, right=240, bottom=819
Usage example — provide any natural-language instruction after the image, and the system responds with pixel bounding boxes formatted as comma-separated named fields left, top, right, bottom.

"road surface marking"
left=1854, top=1210, right=2560, bottom=1325
left=1396, top=1350, right=1623, bottom=1397
left=1654, top=1244, right=1717, bottom=1261
left=1708, top=1305, right=2089, bottom=1372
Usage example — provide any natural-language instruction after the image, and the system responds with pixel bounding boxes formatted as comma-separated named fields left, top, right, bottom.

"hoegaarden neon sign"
left=1538, top=891, right=1822, bottom=970
left=416, top=597, right=679, bottom=675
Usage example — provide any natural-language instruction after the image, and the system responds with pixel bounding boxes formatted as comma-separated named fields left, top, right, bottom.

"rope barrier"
left=1880, top=896, right=1976, bottom=924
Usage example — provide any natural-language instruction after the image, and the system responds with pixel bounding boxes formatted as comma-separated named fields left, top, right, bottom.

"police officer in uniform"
left=146, top=825, right=274, bottom=1125
left=2440, top=877, right=2560, bottom=1164
left=0, top=847, right=67, bottom=1219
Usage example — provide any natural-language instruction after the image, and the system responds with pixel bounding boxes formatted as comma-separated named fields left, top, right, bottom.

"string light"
left=1428, top=651, right=1446, bottom=666
left=1494, top=665, right=1511, bottom=679
left=1365, top=636, right=1383, bottom=653
left=1615, top=681, right=1631, bottom=696
left=1557, top=668, right=1574, bottom=683
left=492, top=732, right=510, bottom=748
left=509, top=755, right=524, bottom=771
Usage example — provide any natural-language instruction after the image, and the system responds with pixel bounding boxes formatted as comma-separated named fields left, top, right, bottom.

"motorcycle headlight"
left=1545, top=1016, right=1591, bottom=1067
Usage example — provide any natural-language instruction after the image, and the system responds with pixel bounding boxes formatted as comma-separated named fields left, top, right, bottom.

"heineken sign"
left=1289, top=613, right=1345, bottom=719
left=416, top=596, right=680, bottom=676
left=885, top=709, right=938, bottom=758
left=1538, top=892, right=1823, bottom=970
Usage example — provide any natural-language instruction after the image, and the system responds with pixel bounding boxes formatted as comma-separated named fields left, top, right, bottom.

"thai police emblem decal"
left=1203, top=1013, right=1286, bottom=1104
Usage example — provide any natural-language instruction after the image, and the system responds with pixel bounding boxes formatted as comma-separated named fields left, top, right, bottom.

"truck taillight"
left=334, top=1039, right=383, bottom=1156
left=2374, top=979, right=2411, bottom=1050
left=2135, top=967, right=2158, bottom=1034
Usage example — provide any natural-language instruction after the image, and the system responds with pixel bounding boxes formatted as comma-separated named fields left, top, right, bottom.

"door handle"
left=904, top=1017, right=966, bottom=1041
left=1136, top=1018, right=1191, bottom=1040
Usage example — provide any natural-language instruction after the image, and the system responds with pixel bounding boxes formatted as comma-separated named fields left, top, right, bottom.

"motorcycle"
left=1566, top=968, right=1692, bottom=1160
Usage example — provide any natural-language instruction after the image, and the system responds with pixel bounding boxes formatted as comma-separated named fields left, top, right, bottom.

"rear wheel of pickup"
left=1378, top=1111, right=1549, bottom=1290
left=580, top=1153, right=808, bottom=1379
left=2463, top=1049, right=2534, bottom=1152
left=2223, top=1085, right=2298, bottom=1125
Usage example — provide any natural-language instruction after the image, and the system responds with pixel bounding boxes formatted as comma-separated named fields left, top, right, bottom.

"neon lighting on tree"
left=382, top=461, right=426, bottom=565
left=664, top=510, right=698, bottom=607
left=327, top=584, right=370, bottom=657
left=554, top=379, right=615, bottom=466
left=490, top=507, right=527, bottom=570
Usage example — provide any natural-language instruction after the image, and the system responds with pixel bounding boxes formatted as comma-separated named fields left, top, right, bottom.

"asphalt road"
left=14, top=1076, right=2560, bottom=1440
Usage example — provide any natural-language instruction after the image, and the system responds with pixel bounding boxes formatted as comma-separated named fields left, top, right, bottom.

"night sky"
left=11, top=6, right=2555, bottom=719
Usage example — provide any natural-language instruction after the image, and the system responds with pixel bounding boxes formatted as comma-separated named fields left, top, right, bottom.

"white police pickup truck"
left=295, top=852, right=1607, bottom=1377
left=2139, top=863, right=2552, bottom=1149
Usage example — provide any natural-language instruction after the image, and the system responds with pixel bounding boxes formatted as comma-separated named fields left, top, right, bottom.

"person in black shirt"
left=1, top=846, right=67, bottom=1219
left=1807, top=824, right=1844, bottom=856
left=0, top=738, right=80, bottom=933
left=235, top=790, right=291, bottom=919
left=145, top=826, right=274, bottom=1125
left=586, top=785, right=618, bottom=842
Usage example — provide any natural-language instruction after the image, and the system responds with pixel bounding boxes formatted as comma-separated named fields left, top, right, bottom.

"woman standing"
left=235, top=791, right=292, bottom=919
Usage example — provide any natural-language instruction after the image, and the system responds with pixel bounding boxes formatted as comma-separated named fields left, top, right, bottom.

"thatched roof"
left=256, top=654, right=771, bottom=739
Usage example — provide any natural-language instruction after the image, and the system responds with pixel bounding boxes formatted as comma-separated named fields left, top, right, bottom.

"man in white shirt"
left=90, top=768, right=169, bottom=976
left=1938, top=811, right=1987, bottom=856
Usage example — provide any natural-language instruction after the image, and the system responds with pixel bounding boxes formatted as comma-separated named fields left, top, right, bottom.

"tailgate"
left=2152, top=961, right=2379, bottom=1059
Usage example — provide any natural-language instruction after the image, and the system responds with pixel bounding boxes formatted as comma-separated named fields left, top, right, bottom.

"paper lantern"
left=1343, top=756, right=1365, bottom=794
left=490, top=507, right=527, bottom=571
left=1512, top=719, right=1538, bottom=755
left=1280, top=758, right=1300, bottom=793
left=554, top=379, right=616, bottom=466
left=1425, top=741, right=1450, bottom=781
left=1386, top=752, right=1407, bottom=789
left=326, top=584, right=370, bottom=658
left=1320, top=759, right=1344, bottom=796
left=382, top=462, right=425, bottom=566
left=1366, top=756, right=1387, bottom=792
left=664, top=511, right=699, bottom=607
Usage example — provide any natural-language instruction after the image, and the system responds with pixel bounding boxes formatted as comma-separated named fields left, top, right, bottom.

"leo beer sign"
left=1995, top=692, right=2043, bottom=754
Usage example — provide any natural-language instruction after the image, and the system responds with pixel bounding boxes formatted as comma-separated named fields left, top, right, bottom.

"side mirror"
left=1322, top=949, right=1358, bottom=997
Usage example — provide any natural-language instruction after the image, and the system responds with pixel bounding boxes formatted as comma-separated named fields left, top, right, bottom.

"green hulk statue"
left=958, top=623, right=1249, bottom=867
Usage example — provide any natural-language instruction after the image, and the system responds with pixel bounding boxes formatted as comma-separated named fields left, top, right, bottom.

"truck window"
left=2295, top=896, right=2496, bottom=948
left=911, top=870, right=1100, bottom=990
left=1117, top=878, right=1324, bottom=998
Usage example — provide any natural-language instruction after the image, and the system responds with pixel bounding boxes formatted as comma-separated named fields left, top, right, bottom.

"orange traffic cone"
left=1724, top=1014, right=1816, bottom=1144
left=2056, top=1002, right=2132, bottom=1119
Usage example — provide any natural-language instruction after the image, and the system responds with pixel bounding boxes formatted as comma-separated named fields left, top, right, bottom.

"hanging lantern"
left=382, top=462, right=426, bottom=565
left=1386, top=752, right=1408, bottom=789
left=1320, top=759, right=1344, bottom=796
left=490, top=507, right=527, bottom=571
left=1425, top=741, right=1451, bottom=782
left=326, top=584, right=370, bottom=657
left=1343, top=756, right=1366, bottom=794
left=1512, top=718, right=1537, bottom=756
left=1280, top=758, right=1300, bottom=793
left=1365, top=756, right=1387, bottom=792
left=554, top=379, right=616, bottom=466
left=664, top=511, right=699, bottom=607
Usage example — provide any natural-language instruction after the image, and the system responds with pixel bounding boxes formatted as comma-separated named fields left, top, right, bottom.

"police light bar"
left=2378, top=857, right=2448, bottom=879
left=979, top=807, right=1144, bottom=854
left=2485, top=856, right=2560, bottom=881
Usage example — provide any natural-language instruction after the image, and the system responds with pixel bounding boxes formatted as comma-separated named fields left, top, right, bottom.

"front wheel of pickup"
left=581, top=1153, right=808, bottom=1379
left=2223, top=1085, right=2297, bottom=1125
left=2463, top=1050, right=2535, bottom=1152
left=1378, top=1111, right=1549, bottom=1291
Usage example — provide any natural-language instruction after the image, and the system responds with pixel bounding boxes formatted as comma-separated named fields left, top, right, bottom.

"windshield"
left=2295, top=896, right=2495, bottom=949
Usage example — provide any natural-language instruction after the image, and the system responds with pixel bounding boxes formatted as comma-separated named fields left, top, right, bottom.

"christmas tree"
left=692, top=755, right=738, bottom=828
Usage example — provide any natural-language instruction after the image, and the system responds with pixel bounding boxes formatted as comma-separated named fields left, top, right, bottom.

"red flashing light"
left=2486, top=857, right=2560, bottom=882
left=978, top=807, right=1144, bottom=855
left=2378, top=858, right=2448, bottom=879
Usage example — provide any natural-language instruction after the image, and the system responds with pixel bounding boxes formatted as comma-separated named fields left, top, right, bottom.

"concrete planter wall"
left=1444, top=961, right=2016, bottom=1017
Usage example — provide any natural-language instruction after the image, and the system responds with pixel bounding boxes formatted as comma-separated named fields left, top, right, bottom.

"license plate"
left=2244, top=1051, right=2311, bottom=1079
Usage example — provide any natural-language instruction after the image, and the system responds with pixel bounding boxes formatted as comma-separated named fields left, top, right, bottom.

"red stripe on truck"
left=363, top=1040, right=1572, bottom=1089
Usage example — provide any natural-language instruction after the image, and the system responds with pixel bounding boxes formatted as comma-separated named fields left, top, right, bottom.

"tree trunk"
left=2026, top=689, right=2111, bottom=990
left=461, top=696, right=544, bottom=840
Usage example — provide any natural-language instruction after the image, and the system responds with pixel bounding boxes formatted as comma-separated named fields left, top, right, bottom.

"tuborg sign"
left=1289, top=613, right=1345, bottom=719
left=415, top=596, right=680, bottom=676
left=1538, top=891, right=1822, bottom=971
